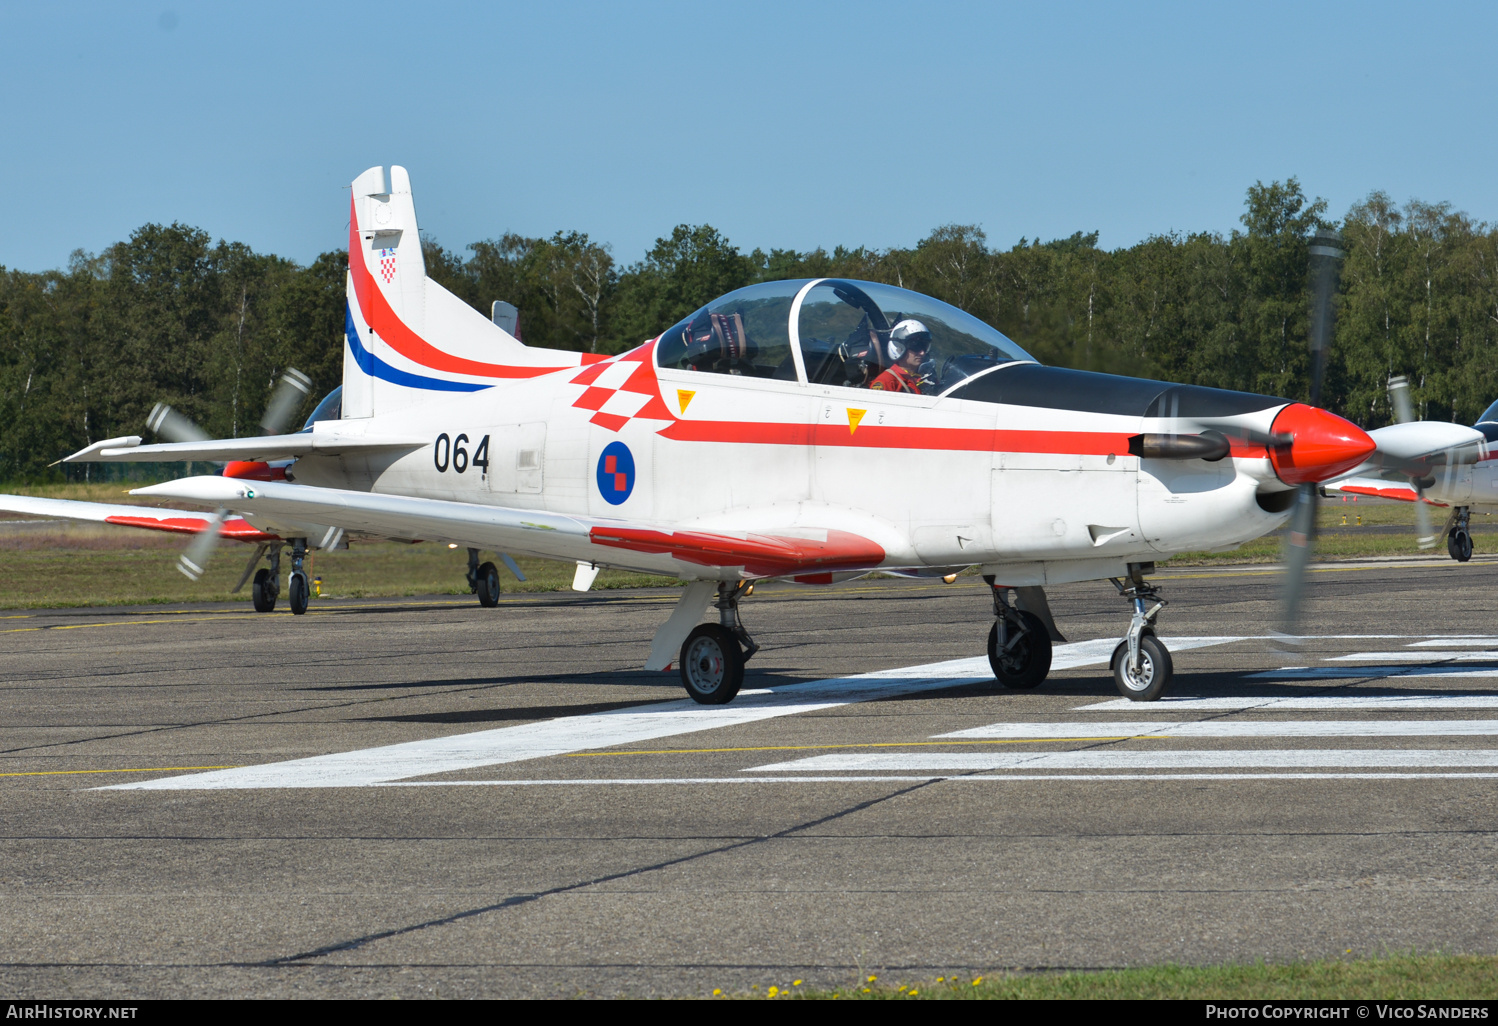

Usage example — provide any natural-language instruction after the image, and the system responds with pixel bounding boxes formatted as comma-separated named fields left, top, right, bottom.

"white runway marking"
left=1245, top=667, right=1498, bottom=680
left=745, top=749, right=1498, bottom=772
left=366, top=772, right=1498, bottom=786
left=937, top=719, right=1498, bottom=739
left=1326, top=651, right=1498, bottom=662
left=1075, top=695, right=1498, bottom=711
left=103, top=636, right=1244, bottom=790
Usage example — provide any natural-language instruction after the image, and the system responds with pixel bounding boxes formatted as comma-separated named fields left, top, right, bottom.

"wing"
left=131, top=477, right=894, bottom=579
left=61, top=425, right=425, bottom=464
left=0, top=493, right=278, bottom=541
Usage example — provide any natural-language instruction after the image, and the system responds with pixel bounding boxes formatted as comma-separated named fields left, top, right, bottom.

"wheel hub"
left=1122, top=653, right=1155, bottom=691
left=685, top=638, right=725, bottom=693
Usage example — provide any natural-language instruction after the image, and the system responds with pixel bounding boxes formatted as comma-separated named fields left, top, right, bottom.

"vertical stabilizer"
left=343, top=165, right=597, bottom=417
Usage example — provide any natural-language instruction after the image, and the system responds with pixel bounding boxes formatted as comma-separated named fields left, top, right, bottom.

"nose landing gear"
left=1446, top=507, right=1473, bottom=562
left=288, top=538, right=310, bottom=615
left=1109, top=562, right=1173, bottom=701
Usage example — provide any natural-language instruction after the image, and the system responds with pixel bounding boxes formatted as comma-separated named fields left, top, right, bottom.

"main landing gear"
left=1446, top=506, right=1474, bottom=563
left=680, top=581, right=759, bottom=705
left=466, top=547, right=502, bottom=607
left=1109, top=562, right=1173, bottom=701
left=986, top=579, right=1053, bottom=689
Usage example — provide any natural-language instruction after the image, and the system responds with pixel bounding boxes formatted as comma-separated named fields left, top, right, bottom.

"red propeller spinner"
left=1268, top=403, right=1376, bottom=485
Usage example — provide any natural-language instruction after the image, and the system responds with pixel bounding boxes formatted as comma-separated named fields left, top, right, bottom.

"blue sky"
left=3, top=1, right=1495, bottom=271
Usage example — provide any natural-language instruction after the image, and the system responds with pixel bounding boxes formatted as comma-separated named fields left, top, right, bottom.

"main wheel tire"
left=289, top=572, right=309, bottom=616
left=476, top=561, right=501, bottom=607
left=1448, top=532, right=1462, bottom=560
left=987, top=611, right=1053, bottom=689
left=1111, top=632, right=1173, bottom=701
left=251, top=568, right=276, bottom=613
left=1456, top=530, right=1474, bottom=563
left=679, top=623, right=744, bottom=705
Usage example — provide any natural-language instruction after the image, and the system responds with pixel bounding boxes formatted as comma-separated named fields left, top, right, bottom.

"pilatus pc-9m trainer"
left=3, top=166, right=1386, bottom=704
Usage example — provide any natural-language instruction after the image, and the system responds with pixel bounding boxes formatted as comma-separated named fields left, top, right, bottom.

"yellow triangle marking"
left=677, top=389, right=696, bottom=413
left=846, top=408, right=866, bottom=434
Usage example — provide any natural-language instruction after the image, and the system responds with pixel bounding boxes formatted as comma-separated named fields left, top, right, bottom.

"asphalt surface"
left=3, top=557, right=1498, bottom=998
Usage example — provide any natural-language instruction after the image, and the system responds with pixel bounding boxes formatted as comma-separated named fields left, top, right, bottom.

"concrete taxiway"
left=2, top=557, right=1498, bottom=998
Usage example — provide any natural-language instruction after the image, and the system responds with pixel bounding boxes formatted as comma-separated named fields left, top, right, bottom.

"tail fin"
left=342, top=165, right=585, bottom=417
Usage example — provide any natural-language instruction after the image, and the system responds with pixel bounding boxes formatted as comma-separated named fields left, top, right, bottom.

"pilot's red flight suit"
left=869, top=364, right=922, bottom=393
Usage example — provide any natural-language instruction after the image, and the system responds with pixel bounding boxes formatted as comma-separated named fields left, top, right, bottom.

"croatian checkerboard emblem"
left=596, top=441, right=635, bottom=505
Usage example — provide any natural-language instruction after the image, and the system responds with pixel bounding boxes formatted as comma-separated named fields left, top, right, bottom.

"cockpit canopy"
left=655, top=279, right=1034, bottom=395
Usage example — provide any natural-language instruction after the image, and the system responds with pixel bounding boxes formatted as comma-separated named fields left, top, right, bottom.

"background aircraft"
left=1, top=166, right=1394, bottom=705
left=1326, top=376, right=1497, bottom=561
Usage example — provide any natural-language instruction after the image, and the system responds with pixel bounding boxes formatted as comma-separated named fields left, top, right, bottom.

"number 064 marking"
left=433, top=433, right=490, bottom=474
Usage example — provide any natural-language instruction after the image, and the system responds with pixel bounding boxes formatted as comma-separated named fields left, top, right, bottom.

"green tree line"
left=4, top=178, right=1498, bottom=480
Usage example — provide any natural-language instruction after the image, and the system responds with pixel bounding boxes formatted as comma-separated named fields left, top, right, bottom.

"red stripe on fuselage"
left=661, top=420, right=1142, bottom=455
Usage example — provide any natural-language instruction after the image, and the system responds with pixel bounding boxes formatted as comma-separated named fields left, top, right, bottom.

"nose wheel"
left=1447, top=507, right=1473, bottom=562
left=1109, top=563, right=1173, bottom=701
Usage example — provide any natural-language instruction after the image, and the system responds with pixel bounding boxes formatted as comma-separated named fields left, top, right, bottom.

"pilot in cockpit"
left=869, top=319, right=933, bottom=394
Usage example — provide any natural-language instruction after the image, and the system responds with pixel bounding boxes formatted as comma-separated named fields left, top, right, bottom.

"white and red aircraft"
left=1326, top=376, right=1497, bottom=561
left=0, top=166, right=1385, bottom=703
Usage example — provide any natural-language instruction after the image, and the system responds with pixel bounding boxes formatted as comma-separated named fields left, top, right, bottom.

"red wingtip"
left=1269, top=404, right=1377, bottom=485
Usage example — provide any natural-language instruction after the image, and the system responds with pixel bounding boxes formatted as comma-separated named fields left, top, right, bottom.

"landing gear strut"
left=1109, top=562, right=1173, bottom=701
left=983, top=577, right=1052, bottom=689
left=1447, top=507, right=1473, bottom=563
left=679, top=581, right=758, bottom=705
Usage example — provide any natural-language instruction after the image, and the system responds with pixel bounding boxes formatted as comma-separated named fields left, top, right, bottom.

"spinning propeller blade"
left=148, top=369, right=308, bottom=582
left=260, top=368, right=313, bottom=435
left=1279, top=228, right=1343, bottom=634
left=1387, top=375, right=1438, bottom=549
left=146, top=403, right=209, bottom=444
left=178, top=508, right=227, bottom=581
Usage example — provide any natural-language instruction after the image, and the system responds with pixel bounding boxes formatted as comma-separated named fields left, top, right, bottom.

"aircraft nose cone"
left=1268, top=403, right=1377, bottom=485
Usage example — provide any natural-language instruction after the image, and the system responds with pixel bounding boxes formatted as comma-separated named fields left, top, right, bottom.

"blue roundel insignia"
left=596, top=441, right=635, bottom=505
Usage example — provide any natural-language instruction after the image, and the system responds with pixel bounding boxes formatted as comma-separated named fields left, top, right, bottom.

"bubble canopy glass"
left=654, top=278, right=1035, bottom=394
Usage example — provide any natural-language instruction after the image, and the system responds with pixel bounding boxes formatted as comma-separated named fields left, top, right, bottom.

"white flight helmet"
left=886, top=319, right=933, bottom=362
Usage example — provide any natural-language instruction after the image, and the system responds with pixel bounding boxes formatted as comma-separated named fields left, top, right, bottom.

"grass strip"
left=747, top=954, right=1498, bottom=1000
